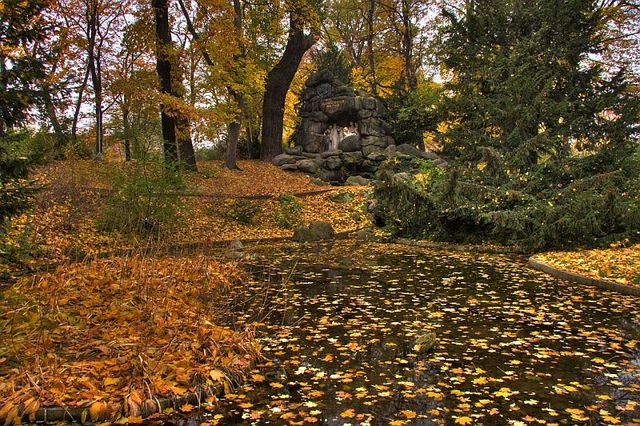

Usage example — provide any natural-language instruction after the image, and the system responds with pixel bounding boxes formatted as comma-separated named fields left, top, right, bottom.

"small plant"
left=274, top=193, right=304, bottom=229
left=225, top=199, right=261, bottom=225
left=98, top=162, right=183, bottom=236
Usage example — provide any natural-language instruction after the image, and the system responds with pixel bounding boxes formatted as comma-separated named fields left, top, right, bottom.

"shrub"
left=0, top=134, right=39, bottom=226
left=225, top=199, right=261, bottom=225
left=373, top=149, right=640, bottom=251
left=274, top=193, right=304, bottom=229
left=195, top=145, right=224, bottom=161
left=98, top=162, right=183, bottom=236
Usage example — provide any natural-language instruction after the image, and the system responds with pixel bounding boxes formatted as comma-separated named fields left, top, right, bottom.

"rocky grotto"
left=272, top=70, right=446, bottom=183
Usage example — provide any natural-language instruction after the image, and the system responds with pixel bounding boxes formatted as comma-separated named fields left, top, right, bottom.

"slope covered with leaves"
left=532, top=243, right=640, bottom=287
left=0, top=255, right=260, bottom=423
left=1, top=160, right=370, bottom=274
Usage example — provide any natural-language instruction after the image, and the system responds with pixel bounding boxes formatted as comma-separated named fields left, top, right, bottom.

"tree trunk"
left=366, top=0, right=378, bottom=96
left=42, top=87, right=66, bottom=157
left=225, top=121, right=241, bottom=170
left=71, top=66, right=90, bottom=141
left=89, top=56, right=103, bottom=159
left=222, top=0, right=247, bottom=170
left=401, top=0, right=417, bottom=91
left=152, top=0, right=178, bottom=165
left=122, top=103, right=132, bottom=161
left=176, top=116, right=197, bottom=170
left=87, top=1, right=103, bottom=159
left=260, top=19, right=316, bottom=161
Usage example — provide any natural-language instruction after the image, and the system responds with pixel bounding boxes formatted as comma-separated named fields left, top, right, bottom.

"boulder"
left=309, top=221, right=336, bottom=238
left=338, top=135, right=362, bottom=152
left=317, top=168, right=342, bottom=182
left=297, top=159, right=319, bottom=174
left=285, top=145, right=303, bottom=155
left=396, top=144, right=442, bottom=161
left=229, top=239, right=244, bottom=252
left=292, top=227, right=319, bottom=242
left=303, top=133, right=328, bottom=153
left=333, top=85, right=356, bottom=97
left=320, top=149, right=343, bottom=158
left=359, top=118, right=386, bottom=137
left=361, top=135, right=386, bottom=148
left=362, top=97, right=377, bottom=110
left=292, top=221, right=336, bottom=242
left=280, top=164, right=299, bottom=171
left=316, top=83, right=333, bottom=98
left=273, top=153, right=304, bottom=166
left=345, top=175, right=371, bottom=186
left=363, top=144, right=385, bottom=159
left=305, top=69, right=333, bottom=87
left=324, top=155, right=344, bottom=170
left=342, top=151, right=363, bottom=165
left=329, top=191, right=354, bottom=203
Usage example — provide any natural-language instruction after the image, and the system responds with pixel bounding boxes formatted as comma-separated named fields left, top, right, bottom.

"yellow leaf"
left=401, top=410, right=417, bottom=419
left=340, top=408, right=355, bottom=418
left=455, top=416, right=473, bottom=425
left=89, top=401, right=108, bottom=421
left=210, top=369, right=226, bottom=382
left=472, top=377, right=488, bottom=385
left=251, top=374, right=265, bottom=383
left=104, top=377, right=120, bottom=387
left=180, top=404, right=194, bottom=412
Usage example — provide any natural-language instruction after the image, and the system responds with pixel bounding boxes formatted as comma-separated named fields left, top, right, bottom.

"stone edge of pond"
left=528, top=258, right=640, bottom=296
left=20, top=366, right=253, bottom=424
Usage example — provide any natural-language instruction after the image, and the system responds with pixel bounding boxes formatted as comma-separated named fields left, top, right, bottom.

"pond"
left=192, top=242, right=640, bottom=425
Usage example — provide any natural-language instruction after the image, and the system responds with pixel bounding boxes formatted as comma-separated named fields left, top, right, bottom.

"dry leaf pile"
left=533, top=243, right=640, bottom=287
left=0, top=255, right=260, bottom=422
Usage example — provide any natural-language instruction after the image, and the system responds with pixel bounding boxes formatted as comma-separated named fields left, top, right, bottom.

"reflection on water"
left=182, top=242, right=640, bottom=425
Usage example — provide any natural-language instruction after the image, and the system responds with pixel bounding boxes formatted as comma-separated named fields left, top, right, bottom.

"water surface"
left=201, top=242, right=640, bottom=425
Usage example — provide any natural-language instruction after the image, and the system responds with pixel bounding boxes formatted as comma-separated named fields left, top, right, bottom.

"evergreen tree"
left=439, top=0, right=638, bottom=177
left=375, top=0, right=640, bottom=250
left=0, top=0, right=49, bottom=136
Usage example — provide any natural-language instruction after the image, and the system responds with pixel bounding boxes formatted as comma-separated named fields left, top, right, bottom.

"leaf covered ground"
left=1, top=160, right=370, bottom=275
left=532, top=243, right=640, bottom=287
left=0, top=254, right=260, bottom=423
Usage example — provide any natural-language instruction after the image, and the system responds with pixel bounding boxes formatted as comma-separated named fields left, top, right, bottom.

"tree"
left=439, top=0, right=639, bottom=172
left=0, top=0, right=49, bottom=136
left=152, top=0, right=179, bottom=165
left=391, top=0, right=640, bottom=249
left=0, top=0, right=48, bottom=224
left=260, top=0, right=320, bottom=161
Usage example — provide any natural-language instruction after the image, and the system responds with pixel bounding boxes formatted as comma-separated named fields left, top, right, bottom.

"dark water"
left=185, top=242, right=640, bottom=425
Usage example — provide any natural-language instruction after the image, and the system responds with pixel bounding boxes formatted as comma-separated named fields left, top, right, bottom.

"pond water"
left=192, top=242, right=640, bottom=425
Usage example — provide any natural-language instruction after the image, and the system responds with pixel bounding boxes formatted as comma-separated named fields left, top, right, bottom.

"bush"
left=386, top=84, right=443, bottom=148
left=373, top=149, right=640, bottom=251
left=225, top=199, right=261, bottom=225
left=98, top=162, right=183, bottom=236
left=3, top=129, right=58, bottom=165
left=195, top=145, right=225, bottom=161
left=274, top=193, right=304, bottom=229
left=0, top=134, right=39, bottom=225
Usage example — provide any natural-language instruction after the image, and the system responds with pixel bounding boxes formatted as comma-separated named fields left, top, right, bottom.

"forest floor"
left=531, top=243, right=640, bottom=288
left=1, top=160, right=371, bottom=275
left=0, top=159, right=371, bottom=423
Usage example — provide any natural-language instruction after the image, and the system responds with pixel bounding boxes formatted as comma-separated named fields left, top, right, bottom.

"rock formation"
left=273, top=70, right=446, bottom=183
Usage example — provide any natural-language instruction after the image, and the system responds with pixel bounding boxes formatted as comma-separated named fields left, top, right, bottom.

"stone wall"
left=273, top=70, right=446, bottom=183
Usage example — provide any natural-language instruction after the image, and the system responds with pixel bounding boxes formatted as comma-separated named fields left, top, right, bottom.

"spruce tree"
left=439, top=0, right=638, bottom=177
left=374, top=0, right=640, bottom=250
